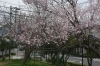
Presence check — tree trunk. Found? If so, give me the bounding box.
[65,54,70,66]
[87,57,93,66]
[62,54,66,66]
[82,47,84,66]
[2,51,4,60]
[52,53,56,65]
[51,53,54,66]
[46,52,47,61]
[22,51,31,65]
[83,45,100,58]
[9,49,11,60]
[34,50,35,64]
[87,49,93,66]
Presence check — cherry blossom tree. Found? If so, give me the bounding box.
[8,0,100,65]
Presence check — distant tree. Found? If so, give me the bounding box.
[5,36,18,60]
[0,36,18,60]
[0,38,8,60]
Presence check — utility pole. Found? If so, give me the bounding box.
[14,7,20,57]
[9,6,20,59]
[82,45,83,66]
[82,30,84,66]
[9,6,12,60]
[14,7,20,23]
[10,6,12,27]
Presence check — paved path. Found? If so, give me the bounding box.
[11,56,100,66]
[68,57,100,66]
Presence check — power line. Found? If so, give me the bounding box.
[0,0,90,20]
[0,5,34,13]
[0,8,35,20]
[0,0,25,7]
[0,5,10,8]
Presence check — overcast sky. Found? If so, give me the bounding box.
[0,0,88,7]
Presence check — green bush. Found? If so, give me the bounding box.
[11,52,16,55]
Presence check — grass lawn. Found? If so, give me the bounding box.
[0,59,86,66]
[0,59,52,66]
[0,60,11,66]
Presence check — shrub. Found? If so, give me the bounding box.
[11,52,16,55]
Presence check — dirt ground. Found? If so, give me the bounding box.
[0,62,9,66]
